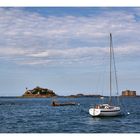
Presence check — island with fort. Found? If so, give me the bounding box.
[121,90,138,97]
[22,86,139,98]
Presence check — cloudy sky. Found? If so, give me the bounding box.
[0,7,140,96]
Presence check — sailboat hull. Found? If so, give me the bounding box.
[100,109,121,116]
[89,108,121,117]
[89,106,121,117]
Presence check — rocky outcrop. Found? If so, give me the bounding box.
[22,86,57,98]
[66,93,101,98]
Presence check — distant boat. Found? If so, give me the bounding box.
[100,96,104,99]
[89,33,121,117]
[51,101,78,106]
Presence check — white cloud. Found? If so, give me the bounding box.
[0,47,28,55]
[29,47,108,58]
[0,8,140,66]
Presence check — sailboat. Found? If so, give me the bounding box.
[89,33,121,117]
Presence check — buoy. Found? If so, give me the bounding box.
[127,112,130,115]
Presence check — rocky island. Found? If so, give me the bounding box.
[22,86,57,98]
[66,93,102,98]
[22,86,101,98]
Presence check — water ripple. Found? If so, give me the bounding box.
[0,97,140,133]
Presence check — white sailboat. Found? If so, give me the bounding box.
[89,33,121,117]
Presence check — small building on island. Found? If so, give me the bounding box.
[122,90,136,96]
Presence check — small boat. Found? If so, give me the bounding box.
[51,101,78,106]
[89,33,121,117]
[100,96,104,99]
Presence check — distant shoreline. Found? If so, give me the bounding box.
[0,95,140,98]
[0,87,139,98]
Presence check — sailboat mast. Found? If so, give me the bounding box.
[112,34,120,105]
[109,33,112,105]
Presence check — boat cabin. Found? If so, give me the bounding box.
[95,104,115,109]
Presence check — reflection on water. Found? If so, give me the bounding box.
[88,117,102,124]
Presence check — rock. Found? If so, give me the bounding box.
[66,93,101,98]
[22,86,57,98]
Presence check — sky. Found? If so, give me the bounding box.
[0,7,140,96]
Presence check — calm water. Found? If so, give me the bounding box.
[0,97,140,133]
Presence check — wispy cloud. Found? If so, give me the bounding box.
[0,8,140,66]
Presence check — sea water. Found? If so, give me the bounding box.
[0,97,140,133]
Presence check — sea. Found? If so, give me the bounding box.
[0,96,140,133]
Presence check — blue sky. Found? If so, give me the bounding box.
[0,7,140,96]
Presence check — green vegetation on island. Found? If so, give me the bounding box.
[22,86,57,98]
